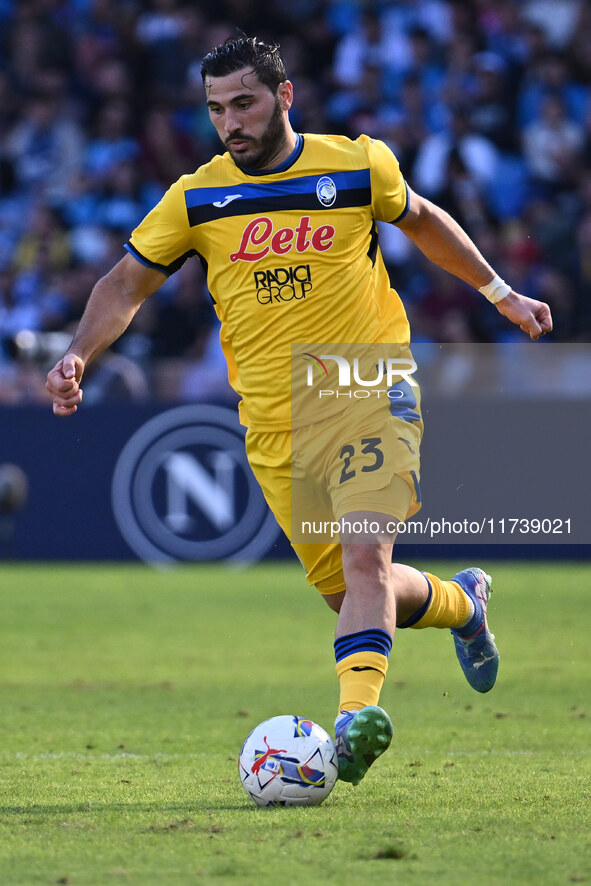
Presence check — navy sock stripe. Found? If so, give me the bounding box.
[336,640,389,658]
[334,628,393,663]
[398,575,433,628]
[334,629,392,658]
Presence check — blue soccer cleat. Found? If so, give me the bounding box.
[450,567,499,693]
[335,705,393,786]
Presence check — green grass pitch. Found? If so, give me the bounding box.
[0,561,589,885]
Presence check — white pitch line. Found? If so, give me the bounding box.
[425,748,591,758]
[8,751,215,761]
[2,748,589,762]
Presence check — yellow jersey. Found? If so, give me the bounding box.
[126,132,411,430]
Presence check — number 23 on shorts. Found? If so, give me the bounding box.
[338,437,384,484]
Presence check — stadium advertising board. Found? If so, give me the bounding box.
[0,344,589,561]
[0,403,286,562]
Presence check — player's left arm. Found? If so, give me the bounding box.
[396,187,553,340]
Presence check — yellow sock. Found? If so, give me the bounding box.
[335,650,389,712]
[408,573,472,629]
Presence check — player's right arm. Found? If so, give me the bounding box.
[46,253,166,416]
[396,188,552,340]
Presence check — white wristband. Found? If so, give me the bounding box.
[478,274,511,304]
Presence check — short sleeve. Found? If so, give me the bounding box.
[125,178,195,276]
[359,135,410,225]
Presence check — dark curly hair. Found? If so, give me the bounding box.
[201,36,287,93]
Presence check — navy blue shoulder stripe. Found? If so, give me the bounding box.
[184,169,371,226]
[391,181,410,224]
[125,241,197,277]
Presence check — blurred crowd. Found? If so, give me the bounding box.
[0,0,590,406]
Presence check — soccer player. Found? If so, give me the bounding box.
[46,37,552,787]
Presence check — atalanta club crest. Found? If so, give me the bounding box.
[316,176,337,207]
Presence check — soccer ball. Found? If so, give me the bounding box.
[239,714,338,807]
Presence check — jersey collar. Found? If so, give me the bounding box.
[237,133,304,176]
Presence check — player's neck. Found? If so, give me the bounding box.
[240,128,300,175]
[265,126,298,169]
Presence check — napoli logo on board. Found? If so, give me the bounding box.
[111,405,281,564]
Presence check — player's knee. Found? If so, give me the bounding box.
[342,543,390,582]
